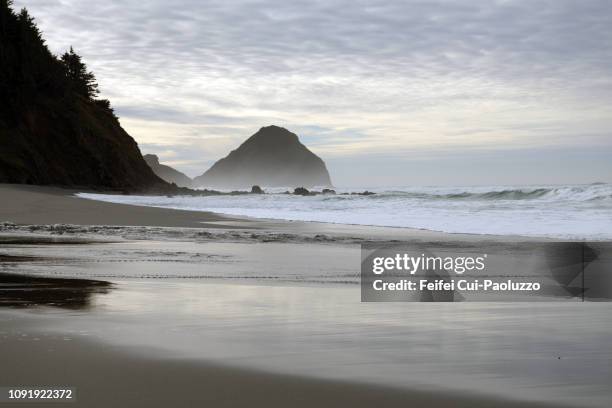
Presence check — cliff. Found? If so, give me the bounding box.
[0,2,168,191]
[144,155,192,188]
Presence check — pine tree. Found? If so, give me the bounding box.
[60,46,99,99]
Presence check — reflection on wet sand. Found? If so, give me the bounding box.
[0,272,113,309]
[0,253,113,309]
[0,236,114,309]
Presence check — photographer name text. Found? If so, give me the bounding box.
[372,279,541,292]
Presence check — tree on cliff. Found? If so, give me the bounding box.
[61,46,99,99]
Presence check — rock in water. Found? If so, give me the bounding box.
[250,185,264,194]
[193,126,332,188]
[144,155,192,188]
[293,187,311,196]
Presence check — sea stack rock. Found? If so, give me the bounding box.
[193,126,332,189]
[143,154,192,188]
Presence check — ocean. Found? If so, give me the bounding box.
[79,183,612,240]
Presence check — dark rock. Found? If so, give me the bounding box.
[193,125,333,189]
[322,188,336,194]
[293,187,311,196]
[144,154,192,188]
[250,185,264,194]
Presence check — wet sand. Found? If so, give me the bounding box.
[1,238,610,407]
[1,315,569,408]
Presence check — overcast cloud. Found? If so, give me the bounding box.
[14,0,612,185]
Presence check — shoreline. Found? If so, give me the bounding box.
[0,183,538,242]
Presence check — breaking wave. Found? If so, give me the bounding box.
[77,184,612,239]
[374,185,612,202]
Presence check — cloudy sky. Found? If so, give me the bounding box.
[15,0,612,186]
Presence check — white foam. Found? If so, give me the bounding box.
[78,184,612,239]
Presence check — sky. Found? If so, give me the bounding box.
[14,0,612,186]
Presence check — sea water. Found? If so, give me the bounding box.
[79,183,612,239]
